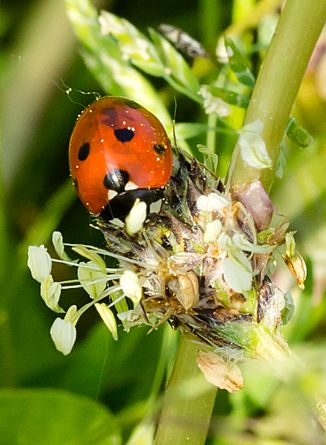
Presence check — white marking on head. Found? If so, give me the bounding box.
[125,181,138,191]
[108,189,118,200]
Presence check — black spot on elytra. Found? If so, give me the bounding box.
[114,128,135,142]
[103,169,129,193]
[153,143,166,156]
[78,142,90,161]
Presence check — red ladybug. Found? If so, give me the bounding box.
[69,96,173,219]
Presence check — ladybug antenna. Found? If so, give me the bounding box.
[172,96,178,149]
[54,79,101,107]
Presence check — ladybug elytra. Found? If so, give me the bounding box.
[69,96,173,220]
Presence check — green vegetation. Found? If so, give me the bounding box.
[1,0,326,444]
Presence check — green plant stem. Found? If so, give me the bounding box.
[206,113,218,154]
[227,0,326,191]
[155,335,217,445]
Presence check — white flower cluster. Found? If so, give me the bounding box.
[27,232,143,355]
[27,155,306,382]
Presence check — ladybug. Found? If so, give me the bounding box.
[69,96,173,220]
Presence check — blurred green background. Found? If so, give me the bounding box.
[1,0,326,444]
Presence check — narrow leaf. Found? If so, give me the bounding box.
[287,117,313,148]
[224,37,255,87]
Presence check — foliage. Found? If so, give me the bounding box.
[1,0,326,444]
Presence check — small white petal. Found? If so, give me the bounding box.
[120,270,143,305]
[217,232,233,251]
[27,245,52,283]
[197,193,229,212]
[197,351,243,392]
[77,261,107,299]
[232,233,274,254]
[216,37,228,63]
[125,199,147,235]
[238,119,272,169]
[40,275,63,313]
[204,219,222,243]
[117,307,144,331]
[50,318,76,356]
[223,249,253,292]
[199,85,230,116]
[95,303,118,340]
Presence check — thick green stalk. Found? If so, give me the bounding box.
[154,335,217,445]
[227,0,326,191]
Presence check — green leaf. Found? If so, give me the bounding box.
[99,11,164,77]
[175,122,207,139]
[149,28,201,101]
[275,144,287,179]
[22,180,75,254]
[197,144,219,173]
[0,389,121,445]
[286,117,313,148]
[281,291,295,325]
[203,85,250,108]
[224,37,255,87]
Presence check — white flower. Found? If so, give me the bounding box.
[223,249,253,292]
[199,85,230,116]
[40,275,63,313]
[197,193,229,212]
[204,219,222,243]
[120,270,143,305]
[27,245,52,283]
[238,120,272,169]
[50,317,76,356]
[215,37,228,63]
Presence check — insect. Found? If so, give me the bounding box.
[158,24,209,61]
[69,96,173,220]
